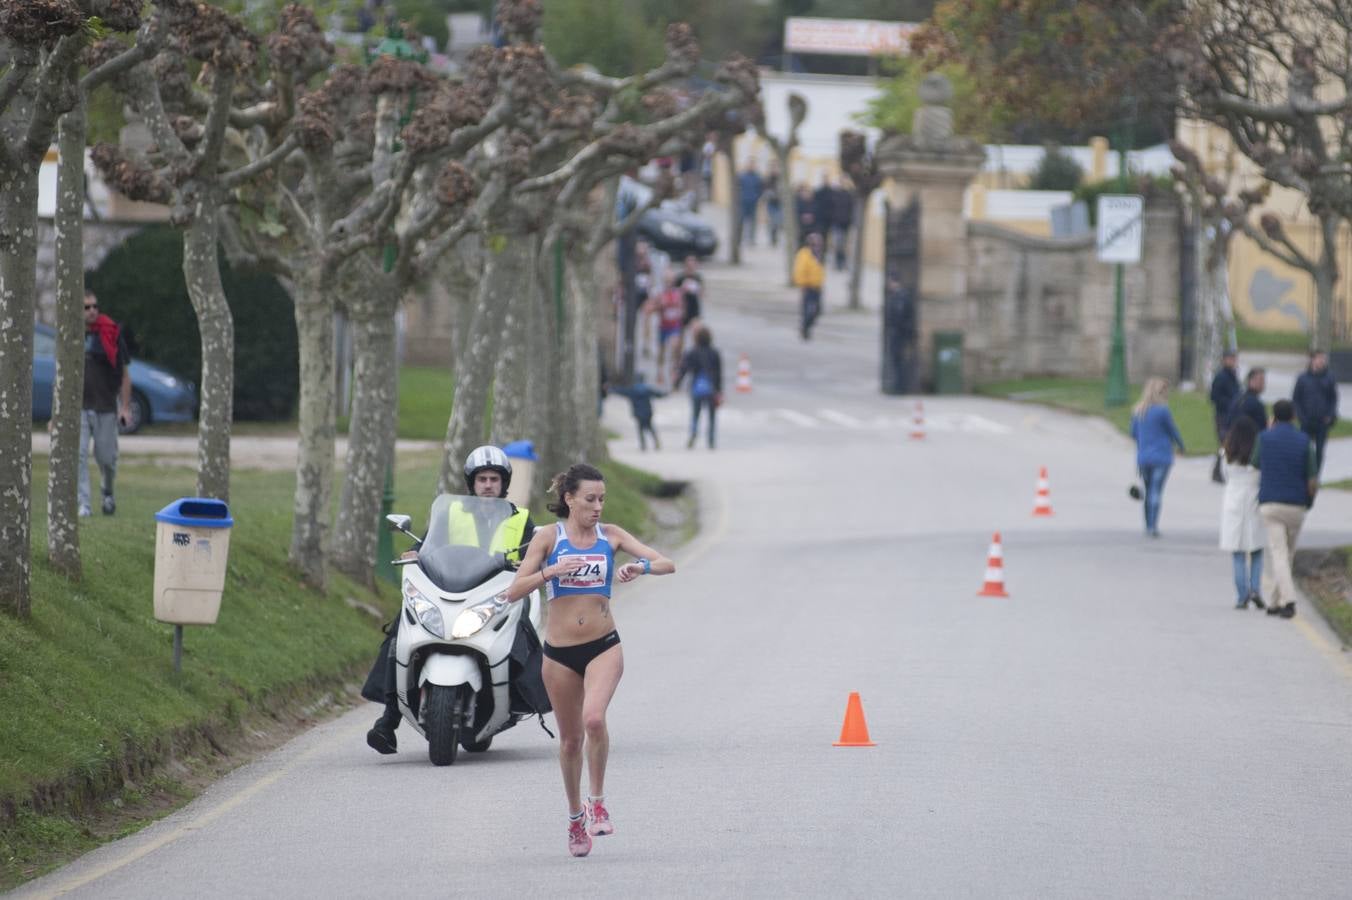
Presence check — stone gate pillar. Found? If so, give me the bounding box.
[876,75,985,391]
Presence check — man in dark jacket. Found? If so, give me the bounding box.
[829,182,854,270]
[1292,349,1339,473]
[1229,367,1268,434]
[812,178,835,252]
[674,325,723,450]
[1208,350,1240,482]
[1253,400,1318,619]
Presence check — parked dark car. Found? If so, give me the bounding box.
[32,323,198,435]
[637,203,718,259]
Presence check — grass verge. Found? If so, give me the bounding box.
[1234,323,1313,354]
[1,445,669,889]
[979,377,1352,454]
[1295,548,1352,648]
[977,378,1220,456]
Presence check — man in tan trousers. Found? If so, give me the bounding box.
[1253,400,1319,618]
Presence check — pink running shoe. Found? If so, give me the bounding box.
[568,815,592,857]
[587,799,614,837]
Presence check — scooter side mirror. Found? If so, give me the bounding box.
[386,514,413,534]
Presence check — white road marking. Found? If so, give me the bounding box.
[774,408,821,428]
[816,409,865,429]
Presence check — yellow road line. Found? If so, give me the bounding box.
[28,738,330,899]
[1293,616,1352,680]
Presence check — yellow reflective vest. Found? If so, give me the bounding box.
[447,502,531,563]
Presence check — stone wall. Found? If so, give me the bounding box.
[939,201,1182,385]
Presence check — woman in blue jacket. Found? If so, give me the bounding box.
[1130,377,1186,537]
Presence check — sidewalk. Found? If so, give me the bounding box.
[30,433,440,471]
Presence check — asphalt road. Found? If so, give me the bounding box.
[16,245,1352,899]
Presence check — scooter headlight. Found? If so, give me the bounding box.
[403,582,444,638]
[450,596,506,640]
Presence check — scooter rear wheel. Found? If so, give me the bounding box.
[425,684,465,766]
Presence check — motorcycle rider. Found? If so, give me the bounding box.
[363,445,535,754]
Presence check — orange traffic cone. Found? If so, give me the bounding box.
[735,354,753,393]
[833,692,876,747]
[1032,466,1054,517]
[977,532,1009,597]
[909,399,926,440]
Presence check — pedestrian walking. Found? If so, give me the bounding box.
[829,180,854,271]
[1129,377,1186,537]
[644,270,684,387]
[674,325,723,449]
[503,463,676,857]
[812,177,835,253]
[80,285,132,517]
[792,232,826,340]
[1292,349,1339,474]
[737,164,763,245]
[609,372,665,451]
[795,183,815,235]
[1229,367,1268,434]
[1219,417,1266,610]
[1254,399,1319,619]
[1208,349,1241,483]
[678,254,703,329]
[764,167,783,247]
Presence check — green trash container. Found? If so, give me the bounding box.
[932,331,964,394]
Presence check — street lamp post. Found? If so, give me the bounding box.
[1104,141,1130,407]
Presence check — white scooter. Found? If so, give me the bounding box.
[386,495,548,766]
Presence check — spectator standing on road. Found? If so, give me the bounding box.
[503,463,676,857]
[674,325,723,450]
[678,254,703,331]
[1219,417,1266,610]
[793,232,826,341]
[646,271,685,387]
[1229,367,1268,434]
[737,165,763,245]
[1209,349,1241,483]
[829,181,854,271]
[1129,378,1186,538]
[1253,399,1319,619]
[764,167,783,247]
[80,286,131,517]
[610,372,665,451]
[812,177,835,253]
[1292,349,1339,473]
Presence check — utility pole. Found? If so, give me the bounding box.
[1104,139,1130,407]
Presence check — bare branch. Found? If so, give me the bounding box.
[222,132,298,188]
[24,34,83,158]
[193,70,236,171]
[0,54,36,122]
[410,172,508,281]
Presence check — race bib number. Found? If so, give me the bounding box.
[556,554,607,590]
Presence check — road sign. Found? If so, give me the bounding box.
[783,17,919,57]
[1096,194,1144,264]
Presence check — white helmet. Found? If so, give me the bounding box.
[463,445,512,495]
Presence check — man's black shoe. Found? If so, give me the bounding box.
[1249,593,1266,610]
[101,494,115,515]
[1266,604,1282,616]
[1279,602,1296,619]
[366,720,397,754]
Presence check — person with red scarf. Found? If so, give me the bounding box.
[81,287,131,517]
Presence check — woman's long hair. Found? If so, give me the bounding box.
[1223,416,1258,465]
[546,463,604,518]
[1132,377,1169,418]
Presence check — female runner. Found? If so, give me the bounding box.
[504,463,675,857]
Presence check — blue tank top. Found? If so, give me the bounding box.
[545,523,614,600]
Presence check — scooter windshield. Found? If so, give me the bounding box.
[417,495,515,594]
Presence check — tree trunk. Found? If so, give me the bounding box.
[559,243,603,469]
[437,236,513,494]
[847,194,867,311]
[331,290,398,587]
[287,270,335,588]
[1313,214,1338,350]
[0,161,40,617]
[726,151,742,265]
[182,211,233,501]
[48,105,86,579]
[779,165,799,286]
[489,235,536,446]
[446,236,482,368]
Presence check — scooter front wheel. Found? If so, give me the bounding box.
[425,684,466,766]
